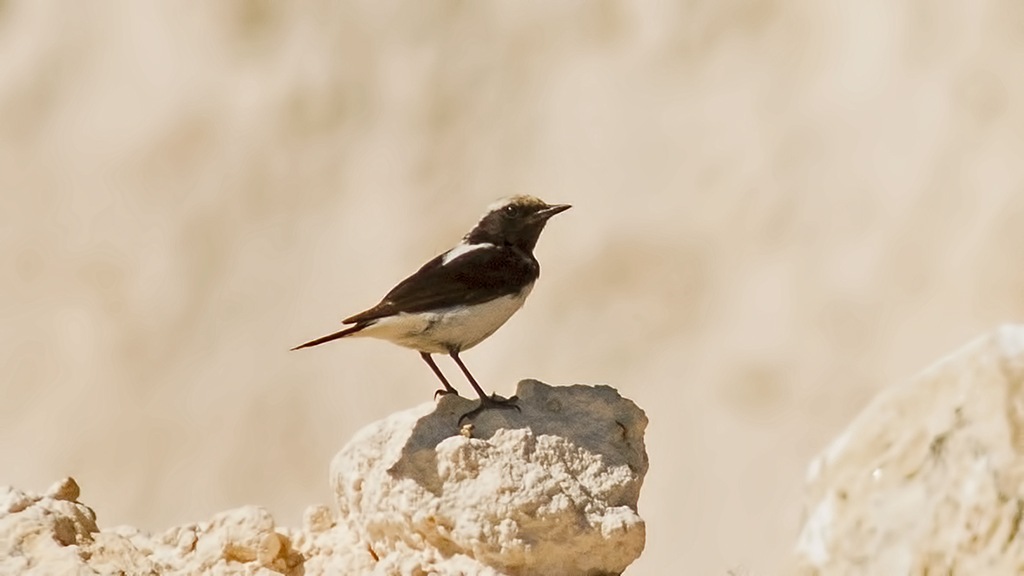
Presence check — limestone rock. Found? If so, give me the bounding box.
[332,379,649,575]
[0,477,99,576]
[280,510,377,576]
[0,381,646,575]
[793,325,1024,575]
[0,480,307,575]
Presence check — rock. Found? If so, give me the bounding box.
[46,477,80,502]
[280,522,377,575]
[184,506,294,572]
[87,528,160,576]
[0,380,647,575]
[302,504,335,534]
[0,480,100,576]
[0,481,355,575]
[332,379,649,575]
[793,325,1024,575]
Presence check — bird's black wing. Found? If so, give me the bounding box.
[343,245,539,324]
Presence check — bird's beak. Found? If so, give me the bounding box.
[534,204,572,221]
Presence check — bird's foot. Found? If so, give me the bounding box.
[434,387,461,400]
[458,394,520,424]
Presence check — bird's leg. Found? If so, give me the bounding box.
[449,350,519,423]
[449,350,488,399]
[421,352,459,398]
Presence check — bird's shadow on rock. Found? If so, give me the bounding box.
[387,379,648,497]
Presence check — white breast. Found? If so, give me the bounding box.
[354,283,534,354]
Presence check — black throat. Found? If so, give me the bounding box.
[464,219,547,253]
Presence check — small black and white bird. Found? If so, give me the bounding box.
[292,195,570,420]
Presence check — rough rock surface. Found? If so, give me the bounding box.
[793,325,1024,575]
[0,380,647,575]
[0,478,100,576]
[0,476,310,575]
[332,379,649,575]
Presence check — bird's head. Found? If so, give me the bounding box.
[465,195,571,252]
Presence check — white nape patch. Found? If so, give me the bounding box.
[441,242,493,265]
[485,196,516,213]
[354,283,535,354]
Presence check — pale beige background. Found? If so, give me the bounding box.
[2,1,1024,574]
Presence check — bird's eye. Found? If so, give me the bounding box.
[503,205,520,218]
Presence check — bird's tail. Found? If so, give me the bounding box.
[290,323,366,351]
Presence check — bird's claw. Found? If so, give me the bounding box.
[434,388,460,400]
[458,394,520,424]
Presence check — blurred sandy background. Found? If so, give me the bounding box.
[2,0,1024,573]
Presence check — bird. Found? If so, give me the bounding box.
[292,195,571,421]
